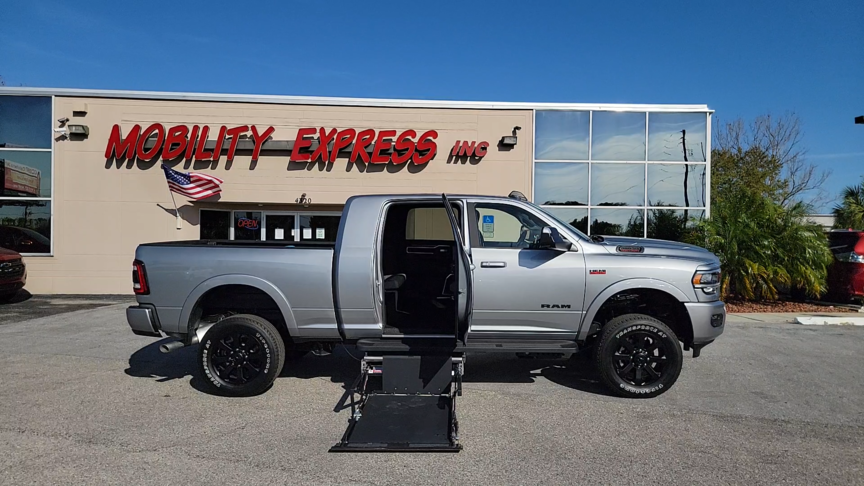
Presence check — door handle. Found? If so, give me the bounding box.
[480,261,507,268]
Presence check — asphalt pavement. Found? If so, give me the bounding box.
[0,301,862,485]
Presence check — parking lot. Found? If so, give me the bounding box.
[0,299,862,485]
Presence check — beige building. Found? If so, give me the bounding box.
[0,88,712,294]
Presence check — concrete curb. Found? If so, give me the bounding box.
[795,316,864,326]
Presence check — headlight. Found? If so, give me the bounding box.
[692,271,720,286]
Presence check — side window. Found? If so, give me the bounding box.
[473,204,549,249]
[406,207,456,241]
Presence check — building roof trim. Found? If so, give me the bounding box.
[0,87,713,112]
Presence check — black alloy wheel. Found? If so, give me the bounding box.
[611,330,671,387]
[209,330,268,386]
[594,314,683,398]
[196,314,286,397]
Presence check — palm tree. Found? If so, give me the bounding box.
[832,182,864,230]
[688,189,832,300]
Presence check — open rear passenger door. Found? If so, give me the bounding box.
[442,194,473,344]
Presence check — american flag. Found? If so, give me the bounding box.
[161,164,224,200]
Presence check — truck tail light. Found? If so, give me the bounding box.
[132,260,149,295]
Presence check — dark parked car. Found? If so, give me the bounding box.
[825,230,864,302]
[0,246,26,302]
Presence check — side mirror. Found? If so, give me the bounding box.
[536,226,572,251]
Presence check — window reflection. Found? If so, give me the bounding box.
[0,151,52,197]
[534,162,588,206]
[0,96,52,149]
[590,208,644,237]
[0,201,51,253]
[590,163,645,206]
[544,207,588,235]
[647,209,704,241]
[647,113,707,162]
[591,112,646,161]
[647,164,706,207]
[534,111,590,160]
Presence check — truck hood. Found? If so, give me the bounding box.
[595,236,720,267]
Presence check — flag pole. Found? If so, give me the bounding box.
[168,187,182,229]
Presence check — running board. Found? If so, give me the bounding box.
[330,354,463,453]
[356,337,577,354]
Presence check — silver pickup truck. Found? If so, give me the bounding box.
[127,192,725,403]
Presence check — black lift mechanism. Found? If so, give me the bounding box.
[330,353,464,452]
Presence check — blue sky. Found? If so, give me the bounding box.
[1,0,861,211]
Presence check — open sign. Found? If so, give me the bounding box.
[237,218,259,230]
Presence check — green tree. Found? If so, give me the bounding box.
[688,188,832,300]
[832,181,864,230]
[713,113,829,208]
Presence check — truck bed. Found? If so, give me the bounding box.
[135,240,338,337]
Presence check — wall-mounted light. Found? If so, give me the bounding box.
[67,124,89,136]
[500,126,521,147]
[296,193,311,208]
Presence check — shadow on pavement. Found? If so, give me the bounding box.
[125,339,615,398]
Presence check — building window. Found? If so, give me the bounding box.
[199,210,231,239]
[198,209,341,243]
[0,96,53,254]
[533,109,709,240]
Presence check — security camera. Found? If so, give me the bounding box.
[53,127,67,133]
[57,117,69,124]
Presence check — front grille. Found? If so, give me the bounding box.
[0,260,25,279]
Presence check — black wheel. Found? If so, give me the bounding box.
[594,314,683,398]
[197,314,286,397]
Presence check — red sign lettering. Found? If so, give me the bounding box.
[451,140,490,158]
[104,125,466,165]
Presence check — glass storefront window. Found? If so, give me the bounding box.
[647,209,704,241]
[590,163,645,206]
[590,208,644,237]
[534,111,590,160]
[544,207,589,235]
[199,210,230,239]
[299,215,340,243]
[534,162,588,206]
[0,201,51,254]
[591,112,646,161]
[0,152,51,198]
[265,214,295,241]
[0,96,52,149]
[233,211,262,241]
[648,113,707,162]
[647,164,706,207]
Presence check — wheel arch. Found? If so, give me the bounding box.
[579,279,693,345]
[180,275,298,340]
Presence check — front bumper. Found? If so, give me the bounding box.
[126,304,162,337]
[685,300,726,345]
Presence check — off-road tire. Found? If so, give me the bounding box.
[197,314,286,397]
[594,313,683,398]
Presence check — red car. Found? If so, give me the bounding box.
[0,246,26,302]
[825,230,864,302]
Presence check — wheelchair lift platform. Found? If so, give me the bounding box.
[330,352,463,452]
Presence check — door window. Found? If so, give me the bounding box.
[299,214,340,243]
[472,204,549,249]
[265,214,295,241]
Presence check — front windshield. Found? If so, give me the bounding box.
[524,200,591,241]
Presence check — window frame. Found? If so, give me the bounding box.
[0,95,54,256]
